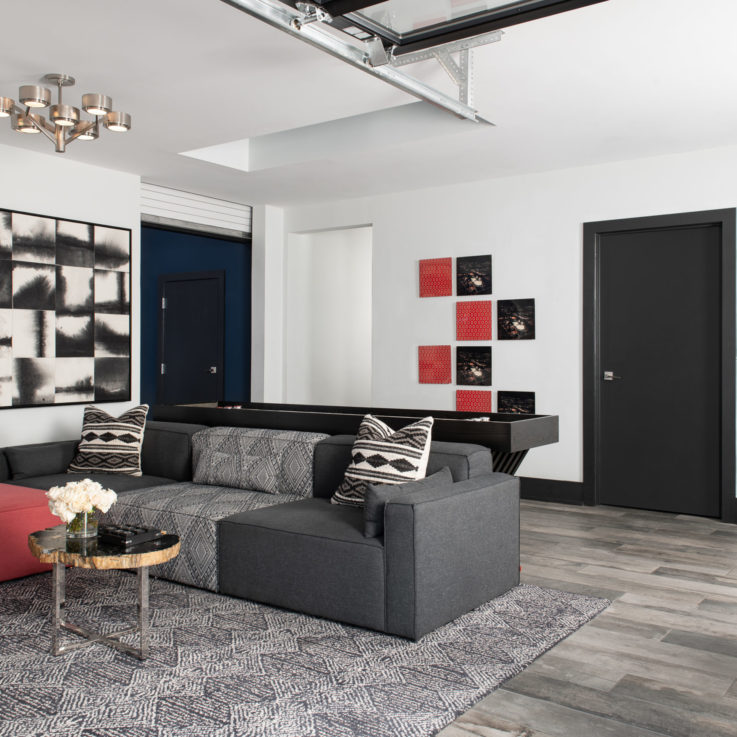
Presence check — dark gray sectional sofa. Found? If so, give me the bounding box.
[1,420,520,640]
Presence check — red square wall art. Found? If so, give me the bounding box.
[456,300,492,341]
[418,345,451,384]
[456,390,491,413]
[419,257,452,297]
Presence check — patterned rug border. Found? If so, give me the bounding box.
[0,571,609,737]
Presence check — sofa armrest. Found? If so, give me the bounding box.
[0,450,9,482]
[383,472,520,640]
[4,440,79,480]
[141,421,208,481]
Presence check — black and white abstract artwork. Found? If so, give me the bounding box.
[0,211,11,260]
[12,310,54,358]
[95,270,129,314]
[56,315,94,357]
[0,261,10,308]
[12,262,55,310]
[55,357,94,403]
[0,207,131,408]
[94,357,130,402]
[12,213,56,264]
[13,357,55,405]
[95,225,130,272]
[56,219,93,268]
[0,310,9,359]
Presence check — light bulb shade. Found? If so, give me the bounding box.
[19,85,51,108]
[0,97,14,118]
[14,113,44,133]
[104,111,131,132]
[50,104,79,127]
[77,123,99,141]
[82,93,112,116]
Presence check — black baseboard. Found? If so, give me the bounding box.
[519,477,586,505]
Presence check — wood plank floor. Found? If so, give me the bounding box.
[438,500,737,737]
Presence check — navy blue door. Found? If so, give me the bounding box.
[158,271,224,405]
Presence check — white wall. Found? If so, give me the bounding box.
[275,144,737,483]
[0,143,140,446]
[285,227,372,406]
[251,205,285,402]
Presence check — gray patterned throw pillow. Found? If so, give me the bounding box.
[67,404,149,476]
[192,427,330,497]
[331,414,434,507]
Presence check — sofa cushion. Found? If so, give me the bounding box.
[331,414,434,507]
[5,472,174,494]
[192,427,329,497]
[5,439,78,480]
[141,421,206,481]
[364,466,453,538]
[68,405,149,476]
[104,482,302,591]
[219,498,385,631]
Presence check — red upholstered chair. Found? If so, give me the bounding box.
[0,484,58,582]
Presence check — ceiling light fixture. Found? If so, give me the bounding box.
[1,73,131,153]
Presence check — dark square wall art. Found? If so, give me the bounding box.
[498,390,536,415]
[456,346,492,386]
[457,255,492,296]
[497,298,536,340]
[0,208,131,408]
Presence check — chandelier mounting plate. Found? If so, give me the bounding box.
[42,73,76,87]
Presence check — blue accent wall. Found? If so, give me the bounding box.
[140,226,251,405]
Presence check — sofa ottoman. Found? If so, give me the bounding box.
[102,483,305,591]
[0,483,58,582]
[220,498,385,631]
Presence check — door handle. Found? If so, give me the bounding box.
[208,366,217,374]
[603,371,622,381]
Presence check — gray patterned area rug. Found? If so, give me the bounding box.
[0,571,608,737]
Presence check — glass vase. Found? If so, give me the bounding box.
[66,510,99,539]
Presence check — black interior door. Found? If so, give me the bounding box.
[158,271,224,404]
[597,224,722,516]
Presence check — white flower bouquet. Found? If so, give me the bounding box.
[46,479,117,531]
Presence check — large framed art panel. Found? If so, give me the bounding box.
[0,207,131,408]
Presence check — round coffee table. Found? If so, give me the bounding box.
[28,526,180,660]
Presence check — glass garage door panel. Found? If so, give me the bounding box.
[349,1,549,35]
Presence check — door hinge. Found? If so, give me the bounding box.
[161,297,167,310]
[160,363,166,375]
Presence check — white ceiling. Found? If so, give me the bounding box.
[2,0,737,206]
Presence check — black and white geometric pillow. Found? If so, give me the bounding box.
[331,414,434,507]
[67,404,149,476]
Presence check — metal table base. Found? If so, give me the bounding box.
[51,562,150,660]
